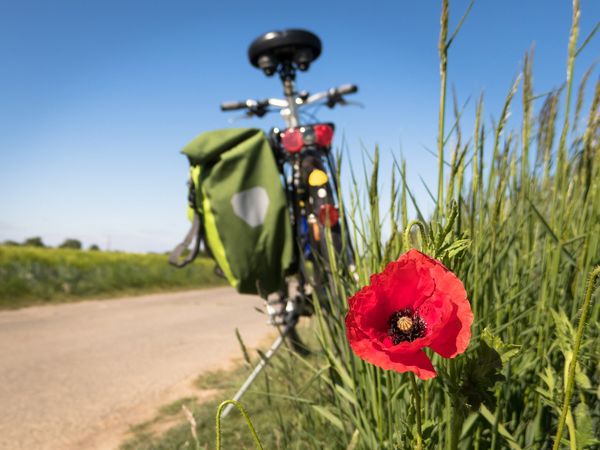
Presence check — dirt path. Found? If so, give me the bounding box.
[0,287,271,450]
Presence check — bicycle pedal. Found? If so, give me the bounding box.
[265,296,286,326]
[285,295,313,318]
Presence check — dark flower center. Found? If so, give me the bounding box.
[388,308,426,344]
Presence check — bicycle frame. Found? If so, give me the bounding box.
[220,62,357,317]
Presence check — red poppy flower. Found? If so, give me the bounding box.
[345,249,473,379]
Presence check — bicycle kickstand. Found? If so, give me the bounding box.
[219,320,297,419]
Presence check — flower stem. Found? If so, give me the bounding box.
[404,220,427,251]
[410,373,424,450]
[437,0,449,219]
[450,413,461,450]
[216,400,264,450]
[446,359,462,450]
[552,266,600,450]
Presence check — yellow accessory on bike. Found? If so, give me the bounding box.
[312,222,321,241]
[308,169,328,187]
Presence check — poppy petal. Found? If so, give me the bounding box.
[388,349,437,380]
[344,249,473,379]
[429,296,473,358]
[427,262,473,358]
[371,258,420,313]
[346,326,436,380]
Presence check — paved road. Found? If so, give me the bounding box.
[0,288,270,450]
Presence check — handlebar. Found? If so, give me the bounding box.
[335,84,358,95]
[220,100,248,111]
[220,83,358,114]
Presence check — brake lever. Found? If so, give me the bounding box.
[326,97,365,109]
[228,112,253,124]
[252,107,268,118]
[227,108,273,123]
[341,100,365,109]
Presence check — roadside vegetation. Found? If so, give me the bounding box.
[0,245,225,309]
[121,1,599,448]
[120,325,326,450]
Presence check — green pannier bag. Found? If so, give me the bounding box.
[169,128,294,296]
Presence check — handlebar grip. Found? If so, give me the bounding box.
[336,84,358,95]
[220,100,247,111]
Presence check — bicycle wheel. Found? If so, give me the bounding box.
[301,153,351,303]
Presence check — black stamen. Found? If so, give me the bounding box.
[388,308,426,344]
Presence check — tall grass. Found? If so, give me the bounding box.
[0,245,225,308]
[131,1,599,448]
[288,0,600,448]
[214,1,600,448]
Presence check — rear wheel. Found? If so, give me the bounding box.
[280,150,354,350]
[302,153,352,307]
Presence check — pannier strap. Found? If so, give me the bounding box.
[169,212,203,268]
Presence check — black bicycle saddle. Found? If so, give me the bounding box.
[248,29,322,75]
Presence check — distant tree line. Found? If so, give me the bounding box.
[2,237,100,251]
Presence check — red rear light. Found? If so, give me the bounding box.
[314,124,334,147]
[281,128,303,153]
[318,204,339,227]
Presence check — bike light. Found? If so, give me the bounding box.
[318,204,339,227]
[308,169,328,187]
[314,124,334,147]
[281,128,303,153]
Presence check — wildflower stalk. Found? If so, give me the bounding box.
[521,48,533,198]
[404,220,428,251]
[444,390,453,449]
[215,400,264,450]
[447,359,462,450]
[557,0,580,162]
[181,405,200,450]
[437,0,449,217]
[552,266,600,450]
[409,374,424,450]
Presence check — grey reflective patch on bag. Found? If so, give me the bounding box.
[231,187,270,227]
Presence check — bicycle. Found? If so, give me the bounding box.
[216,28,359,418]
[220,29,358,333]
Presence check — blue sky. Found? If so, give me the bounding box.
[1,1,598,252]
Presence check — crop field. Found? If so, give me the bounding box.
[121,1,600,449]
[0,245,225,309]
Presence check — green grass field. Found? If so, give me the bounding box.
[119,1,599,449]
[0,245,226,309]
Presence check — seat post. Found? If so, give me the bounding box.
[279,62,299,128]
